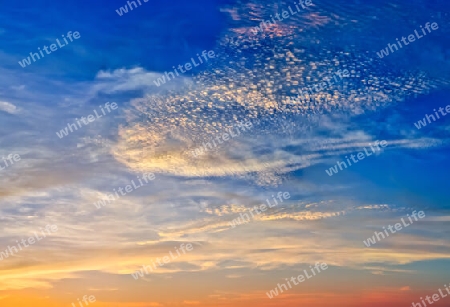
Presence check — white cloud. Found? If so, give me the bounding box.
[0,101,19,114]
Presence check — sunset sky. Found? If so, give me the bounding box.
[0,0,450,306]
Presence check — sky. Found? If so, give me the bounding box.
[0,0,450,306]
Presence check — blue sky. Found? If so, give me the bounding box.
[1,0,225,78]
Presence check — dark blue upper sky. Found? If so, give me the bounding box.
[1,0,230,79]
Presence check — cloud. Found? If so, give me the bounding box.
[92,67,191,94]
[400,286,411,291]
[0,101,19,114]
